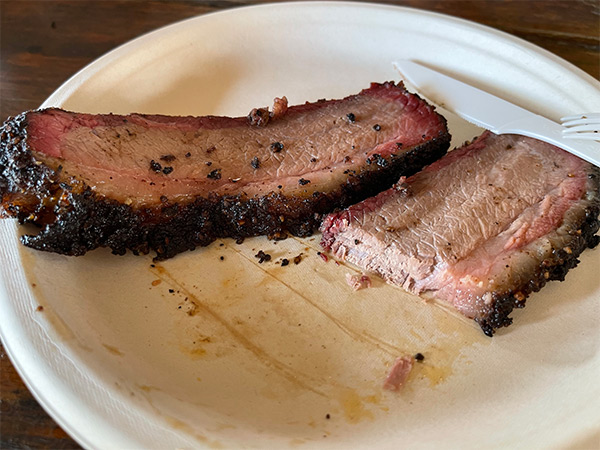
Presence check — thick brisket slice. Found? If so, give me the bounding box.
[0,82,450,260]
[321,132,600,336]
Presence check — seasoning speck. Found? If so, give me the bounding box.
[185,152,191,157]
[220,256,225,261]
[281,258,289,267]
[298,178,310,186]
[293,254,303,264]
[326,413,331,419]
[373,124,381,131]
[346,113,356,123]
[150,160,162,172]
[251,156,260,169]
[36,305,44,312]
[162,166,173,175]
[207,168,222,180]
[270,142,284,153]
[415,353,425,362]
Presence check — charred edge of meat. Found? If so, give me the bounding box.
[1,113,60,220]
[1,113,450,260]
[476,170,600,336]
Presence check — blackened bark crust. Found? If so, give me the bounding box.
[0,113,450,260]
[476,168,600,336]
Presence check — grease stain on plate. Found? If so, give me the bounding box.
[19,228,488,445]
[102,343,124,356]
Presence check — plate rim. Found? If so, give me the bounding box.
[41,1,600,111]
[2,2,599,448]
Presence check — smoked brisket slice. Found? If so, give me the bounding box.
[321,132,600,336]
[0,82,450,260]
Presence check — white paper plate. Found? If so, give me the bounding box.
[1,2,599,449]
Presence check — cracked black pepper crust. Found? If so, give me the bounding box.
[0,112,450,260]
[476,166,600,336]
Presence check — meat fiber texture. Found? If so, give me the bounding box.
[0,82,450,260]
[321,132,600,336]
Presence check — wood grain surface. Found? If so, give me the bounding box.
[1,1,598,448]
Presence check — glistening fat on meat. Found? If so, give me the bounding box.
[0,82,450,260]
[321,132,600,336]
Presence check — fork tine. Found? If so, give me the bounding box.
[563,124,600,134]
[562,134,600,141]
[560,112,600,122]
[561,117,600,127]
[560,113,600,126]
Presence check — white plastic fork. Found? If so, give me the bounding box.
[561,113,600,141]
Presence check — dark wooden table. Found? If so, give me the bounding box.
[1,1,598,448]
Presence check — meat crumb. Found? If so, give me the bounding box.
[383,356,414,392]
[248,107,270,126]
[293,254,303,264]
[346,273,372,290]
[255,250,272,263]
[317,251,328,262]
[271,96,288,118]
[36,305,44,312]
[414,352,425,361]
